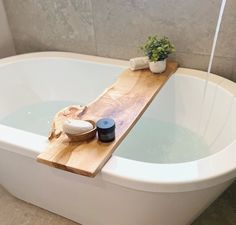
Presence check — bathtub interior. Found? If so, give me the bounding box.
[0,57,235,164]
[114,71,236,163]
[0,57,125,135]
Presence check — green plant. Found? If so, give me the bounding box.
[141,36,175,62]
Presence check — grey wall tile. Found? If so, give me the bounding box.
[211,56,235,80]
[215,0,236,59]
[213,0,236,82]
[97,43,142,60]
[92,0,221,55]
[92,0,236,82]
[0,0,15,58]
[3,0,96,55]
[170,52,210,71]
[170,53,235,81]
[232,65,236,83]
[2,0,236,83]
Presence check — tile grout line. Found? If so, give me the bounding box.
[89,0,98,56]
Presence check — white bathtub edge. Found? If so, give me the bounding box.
[102,140,236,192]
[0,124,47,158]
[0,51,130,68]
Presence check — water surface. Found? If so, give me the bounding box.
[115,117,210,163]
[0,101,81,136]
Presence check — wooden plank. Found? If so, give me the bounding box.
[37,61,178,177]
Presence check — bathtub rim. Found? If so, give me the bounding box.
[0,52,235,193]
[0,51,129,68]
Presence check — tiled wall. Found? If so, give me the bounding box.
[0,0,15,58]
[3,0,236,82]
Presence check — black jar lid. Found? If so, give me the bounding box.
[96,118,115,133]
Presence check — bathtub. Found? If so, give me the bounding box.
[0,52,235,225]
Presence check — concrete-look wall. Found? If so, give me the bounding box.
[2,0,236,82]
[0,0,15,58]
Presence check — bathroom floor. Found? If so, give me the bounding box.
[0,185,78,225]
[0,183,235,225]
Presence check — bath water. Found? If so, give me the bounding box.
[115,117,210,163]
[0,101,82,136]
[1,101,210,163]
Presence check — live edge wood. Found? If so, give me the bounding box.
[37,61,178,177]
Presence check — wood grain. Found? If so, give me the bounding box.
[37,62,178,177]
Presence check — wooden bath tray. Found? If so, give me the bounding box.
[37,61,178,177]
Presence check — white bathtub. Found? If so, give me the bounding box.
[0,52,235,225]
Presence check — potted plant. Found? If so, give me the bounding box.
[141,36,175,73]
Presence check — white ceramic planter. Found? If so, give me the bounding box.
[149,59,167,73]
